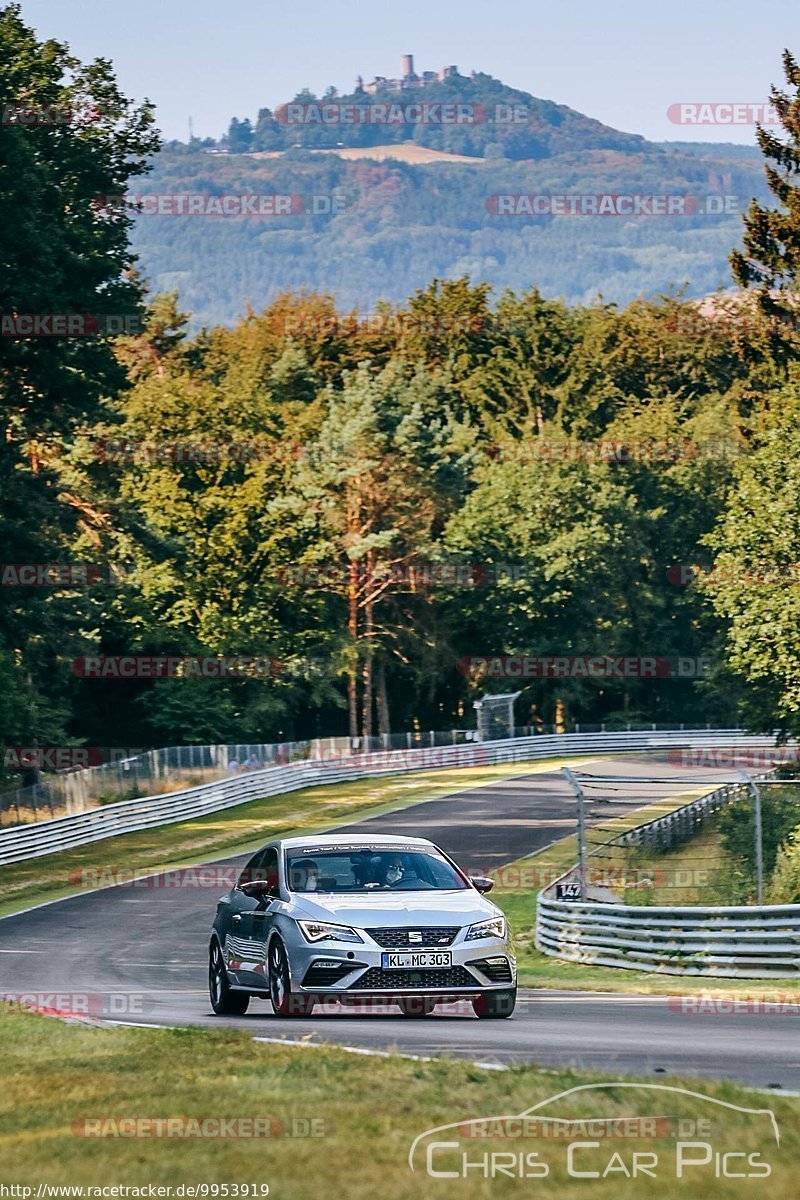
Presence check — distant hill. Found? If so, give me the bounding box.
[215,67,651,161]
[134,70,770,329]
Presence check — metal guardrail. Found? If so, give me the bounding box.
[536,776,800,978]
[0,721,729,826]
[536,898,800,978]
[0,727,763,867]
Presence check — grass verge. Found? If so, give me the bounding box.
[0,1007,796,1199]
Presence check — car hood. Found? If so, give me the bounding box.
[289,889,499,928]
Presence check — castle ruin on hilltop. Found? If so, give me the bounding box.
[355,54,471,96]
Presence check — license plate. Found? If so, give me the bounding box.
[381,951,452,969]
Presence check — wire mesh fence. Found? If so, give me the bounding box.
[567,774,800,907]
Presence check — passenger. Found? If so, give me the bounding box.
[289,864,308,890]
[304,860,320,891]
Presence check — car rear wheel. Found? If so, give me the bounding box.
[209,941,250,1015]
[397,997,438,1017]
[472,988,516,1019]
[269,938,315,1017]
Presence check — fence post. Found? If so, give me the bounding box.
[562,767,587,900]
[741,771,764,904]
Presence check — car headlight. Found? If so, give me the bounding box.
[465,916,506,941]
[297,920,364,944]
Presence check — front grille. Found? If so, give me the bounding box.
[302,961,361,988]
[351,966,477,990]
[366,926,460,948]
[466,957,514,983]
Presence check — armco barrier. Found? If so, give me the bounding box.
[0,728,770,867]
[536,896,800,978]
[537,774,800,979]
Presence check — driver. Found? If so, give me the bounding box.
[382,855,405,886]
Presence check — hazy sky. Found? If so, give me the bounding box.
[17,0,800,145]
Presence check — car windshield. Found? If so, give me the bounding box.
[285,848,468,892]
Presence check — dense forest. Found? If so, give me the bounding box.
[131,141,770,329]
[3,4,800,776]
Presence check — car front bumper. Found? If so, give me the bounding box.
[285,930,517,995]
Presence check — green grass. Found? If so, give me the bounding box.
[0,1007,796,1198]
[0,756,593,919]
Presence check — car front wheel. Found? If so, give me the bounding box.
[209,941,250,1015]
[268,938,315,1017]
[472,988,516,1019]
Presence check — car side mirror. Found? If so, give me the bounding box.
[240,879,276,902]
[470,876,494,894]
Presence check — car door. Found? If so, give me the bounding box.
[230,847,280,986]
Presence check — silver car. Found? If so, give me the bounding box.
[209,833,516,1018]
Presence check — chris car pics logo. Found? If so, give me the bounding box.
[409,1083,779,1181]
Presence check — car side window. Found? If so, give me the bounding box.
[238,849,267,887]
[263,847,280,895]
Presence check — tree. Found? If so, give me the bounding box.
[268,364,458,738]
[0,3,158,754]
[225,117,253,153]
[720,787,800,883]
[252,107,284,152]
[702,378,800,735]
[767,824,800,902]
[730,50,800,347]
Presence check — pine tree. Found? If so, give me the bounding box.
[730,50,800,344]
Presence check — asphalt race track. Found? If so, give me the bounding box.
[1,755,797,1090]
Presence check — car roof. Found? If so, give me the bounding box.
[277,833,435,849]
